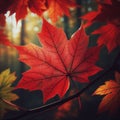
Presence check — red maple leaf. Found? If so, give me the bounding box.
[7,0,28,21]
[9,0,47,21]
[28,0,47,16]
[46,0,78,22]
[81,0,120,26]
[0,0,46,21]
[93,71,120,114]
[92,23,120,52]
[15,19,101,103]
[81,0,120,52]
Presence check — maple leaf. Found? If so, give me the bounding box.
[0,0,78,22]
[2,0,46,21]
[28,0,47,16]
[93,71,120,114]
[15,19,101,103]
[81,9,101,28]
[0,69,19,119]
[81,0,120,52]
[46,0,78,22]
[81,0,120,27]
[92,23,120,52]
[8,0,28,21]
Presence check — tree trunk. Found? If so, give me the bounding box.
[20,20,26,73]
[64,0,81,39]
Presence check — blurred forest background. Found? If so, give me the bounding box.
[1,0,120,120]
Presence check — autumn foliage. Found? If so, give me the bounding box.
[0,0,77,22]
[0,0,120,120]
[82,0,120,52]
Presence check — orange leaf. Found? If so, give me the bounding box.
[47,0,78,22]
[93,72,120,114]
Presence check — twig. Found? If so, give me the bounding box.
[1,98,27,111]
[4,50,120,120]
[4,68,112,120]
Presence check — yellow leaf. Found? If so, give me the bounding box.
[0,69,19,119]
[93,80,119,95]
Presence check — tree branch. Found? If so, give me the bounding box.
[3,68,113,120]
[4,50,120,120]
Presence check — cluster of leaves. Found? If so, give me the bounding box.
[0,0,120,119]
[0,0,78,22]
[82,0,120,114]
[82,0,120,52]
